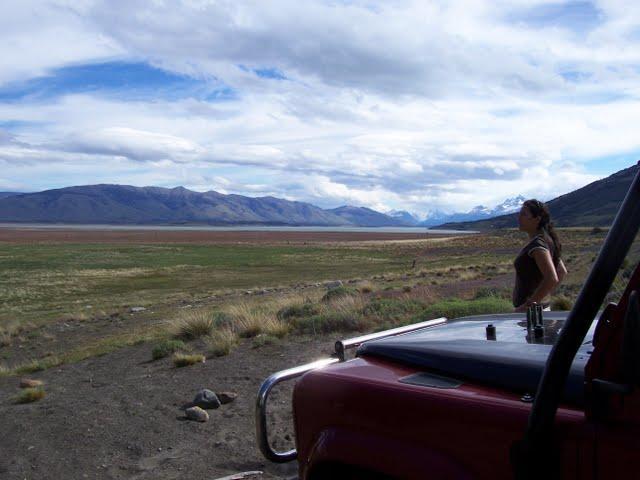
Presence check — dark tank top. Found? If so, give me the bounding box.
[512,234,556,307]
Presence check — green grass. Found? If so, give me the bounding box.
[1,229,635,373]
[152,339,186,360]
[0,243,412,327]
[416,297,513,321]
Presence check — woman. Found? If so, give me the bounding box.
[513,199,567,312]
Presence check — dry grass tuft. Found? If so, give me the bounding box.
[14,387,46,404]
[358,280,375,294]
[172,353,206,367]
[224,301,291,339]
[13,356,61,375]
[206,329,239,357]
[172,310,215,340]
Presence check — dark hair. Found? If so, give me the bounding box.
[522,199,562,264]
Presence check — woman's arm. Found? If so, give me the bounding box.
[556,259,567,283]
[514,248,560,311]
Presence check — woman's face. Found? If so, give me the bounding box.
[518,205,540,232]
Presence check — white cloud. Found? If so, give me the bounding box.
[0,0,639,214]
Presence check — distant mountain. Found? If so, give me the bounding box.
[0,184,409,227]
[0,192,21,199]
[386,210,420,226]
[436,164,639,230]
[328,206,406,227]
[419,195,526,227]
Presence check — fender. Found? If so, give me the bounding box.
[302,426,474,480]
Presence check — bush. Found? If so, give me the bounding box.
[363,298,425,323]
[15,387,46,404]
[206,329,239,357]
[174,311,215,340]
[172,353,206,367]
[15,387,46,403]
[252,334,279,348]
[551,295,573,311]
[212,312,235,329]
[416,297,512,321]
[402,286,412,293]
[152,339,186,360]
[14,356,61,375]
[591,226,605,235]
[321,286,358,303]
[358,281,375,294]
[277,303,320,321]
[474,287,509,300]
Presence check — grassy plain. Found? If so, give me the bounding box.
[1,227,638,373]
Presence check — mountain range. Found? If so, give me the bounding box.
[436,163,639,230]
[0,164,636,227]
[0,185,525,227]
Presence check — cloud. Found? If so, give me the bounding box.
[0,0,639,214]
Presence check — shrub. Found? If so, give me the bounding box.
[174,311,215,340]
[358,281,375,294]
[402,285,412,293]
[551,295,573,311]
[591,226,604,235]
[15,387,46,404]
[363,298,426,323]
[14,356,61,375]
[206,329,239,357]
[252,334,279,348]
[277,303,320,321]
[321,286,358,302]
[152,339,186,360]
[172,353,206,367]
[212,311,235,329]
[474,287,509,300]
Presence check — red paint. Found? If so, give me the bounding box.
[293,357,592,479]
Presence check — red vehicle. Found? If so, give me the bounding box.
[256,164,640,479]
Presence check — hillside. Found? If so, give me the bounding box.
[436,163,639,230]
[0,184,406,227]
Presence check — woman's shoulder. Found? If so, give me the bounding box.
[526,234,550,253]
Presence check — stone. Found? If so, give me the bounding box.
[130,307,146,313]
[324,280,343,290]
[217,391,238,405]
[192,389,221,409]
[185,406,209,422]
[20,378,43,388]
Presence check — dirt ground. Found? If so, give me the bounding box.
[0,331,338,480]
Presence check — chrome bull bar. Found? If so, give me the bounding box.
[255,317,447,462]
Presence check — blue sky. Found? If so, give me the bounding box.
[1,0,639,216]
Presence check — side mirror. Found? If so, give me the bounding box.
[622,290,640,386]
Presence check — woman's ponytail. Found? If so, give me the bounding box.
[523,199,562,265]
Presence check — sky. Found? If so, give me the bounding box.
[1,0,640,217]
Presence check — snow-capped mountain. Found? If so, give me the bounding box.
[419,195,526,227]
[386,210,421,226]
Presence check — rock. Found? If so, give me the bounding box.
[130,307,146,313]
[185,406,209,422]
[217,391,238,405]
[20,379,43,388]
[192,389,221,409]
[324,280,343,290]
